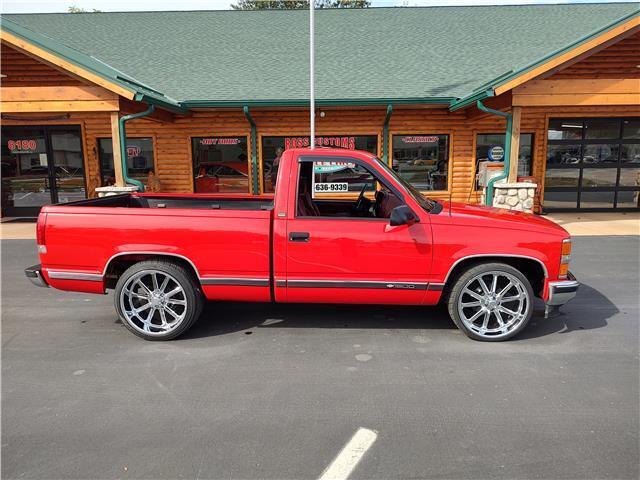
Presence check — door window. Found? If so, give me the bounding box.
[1,125,86,215]
[50,130,85,203]
[192,137,249,193]
[296,158,402,219]
[1,127,51,210]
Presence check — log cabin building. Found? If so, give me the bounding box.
[1,3,639,217]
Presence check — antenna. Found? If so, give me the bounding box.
[449,191,452,216]
[309,0,315,150]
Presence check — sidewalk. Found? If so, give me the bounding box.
[1,212,639,240]
[545,212,640,236]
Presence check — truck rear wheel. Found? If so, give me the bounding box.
[115,260,204,341]
[447,262,533,341]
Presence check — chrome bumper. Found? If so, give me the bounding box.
[546,272,579,307]
[25,264,49,288]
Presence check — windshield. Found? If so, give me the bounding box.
[373,157,438,212]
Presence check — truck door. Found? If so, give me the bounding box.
[282,154,432,305]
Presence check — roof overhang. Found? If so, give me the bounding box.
[449,8,640,111]
[0,17,188,114]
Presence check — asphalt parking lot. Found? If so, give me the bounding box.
[2,236,639,480]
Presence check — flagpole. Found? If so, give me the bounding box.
[309,0,315,150]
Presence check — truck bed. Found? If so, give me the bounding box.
[64,193,274,211]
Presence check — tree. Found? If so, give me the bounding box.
[67,5,102,13]
[231,0,370,10]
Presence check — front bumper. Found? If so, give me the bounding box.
[546,271,579,306]
[25,264,49,288]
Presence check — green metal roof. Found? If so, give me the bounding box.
[2,3,638,108]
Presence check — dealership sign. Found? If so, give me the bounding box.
[400,136,439,144]
[200,138,242,146]
[285,136,357,150]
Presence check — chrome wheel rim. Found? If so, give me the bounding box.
[457,271,529,339]
[120,270,188,336]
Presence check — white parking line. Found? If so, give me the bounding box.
[319,427,378,480]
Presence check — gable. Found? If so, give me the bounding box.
[550,30,640,79]
[1,41,84,87]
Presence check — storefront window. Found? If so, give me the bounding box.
[391,135,449,191]
[261,135,377,193]
[545,117,640,210]
[99,138,154,187]
[475,133,533,188]
[192,137,249,193]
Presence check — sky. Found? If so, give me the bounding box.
[1,0,637,14]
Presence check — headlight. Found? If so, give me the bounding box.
[559,238,571,279]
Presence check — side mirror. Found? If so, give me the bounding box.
[389,205,418,227]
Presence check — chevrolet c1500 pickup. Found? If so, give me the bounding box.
[25,148,578,342]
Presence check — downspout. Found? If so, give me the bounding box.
[382,104,393,165]
[476,99,512,206]
[243,106,259,195]
[118,104,156,192]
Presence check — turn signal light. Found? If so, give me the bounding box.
[559,238,571,279]
[559,263,569,278]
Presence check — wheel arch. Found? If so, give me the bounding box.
[103,252,201,290]
[442,254,547,300]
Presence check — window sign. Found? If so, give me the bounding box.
[488,145,505,161]
[392,134,449,191]
[261,135,377,193]
[192,136,249,193]
[98,137,154,187]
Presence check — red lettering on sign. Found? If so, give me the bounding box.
[400,136,439,144]
[283,136,359,151]
[7,139,38,152]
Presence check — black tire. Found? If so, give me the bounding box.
[114,259,204,341]
[447,262,533,342]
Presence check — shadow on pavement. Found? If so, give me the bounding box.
[517,282,616,340]
[183,302,456,340]
[183,281,614,341]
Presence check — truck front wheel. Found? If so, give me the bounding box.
[115,260,204,341]
[447,262,533,341]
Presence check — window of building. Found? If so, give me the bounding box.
[474,133,534,188]
[391,135,449,191]
[545,118,640,211]
[192,137,249,193]
[261,135,378,193]
[296,158,401,219]
[99,137,154,187]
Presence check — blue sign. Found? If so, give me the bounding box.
[488,145,505,162]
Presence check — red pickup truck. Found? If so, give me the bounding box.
[25,148,578,342]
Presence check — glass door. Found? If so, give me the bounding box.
[1,125,86,216]
[49,128,86,203]
[1,127,52,217]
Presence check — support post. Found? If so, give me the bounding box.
[382,104,393,165]
[109,111,125,187]
[508,106,522,182]
[243,106,259,195]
